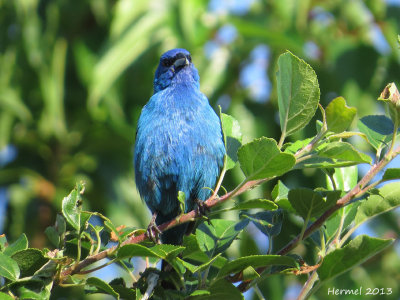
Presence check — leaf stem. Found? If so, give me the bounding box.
[88,223,102,255]
[212,156,227,199]
[236,144,400,293]
[298,212,311,244]
[297,270,319,300]
[77,258,116,275]
[295,153,315,164]
[332,207,345,247]
[388,116,398,155]
[253,284,266,300]
[278,132,286,149]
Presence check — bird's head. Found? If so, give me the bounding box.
[153,48,200,93]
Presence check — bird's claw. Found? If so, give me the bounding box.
[146,212,162,244]
[195,199,211,225]
[146,224,161,244]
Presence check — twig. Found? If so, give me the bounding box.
[236,145,400,292]
[57,178,267,282]
[141,272,159,300]
[296,271,318,300]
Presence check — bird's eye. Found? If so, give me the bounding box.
[187,55,192,62]
[161,58,173,67]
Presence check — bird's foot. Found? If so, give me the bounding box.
[195,199,211,225]
[146,212,161,244]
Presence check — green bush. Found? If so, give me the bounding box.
[1,1,400,299]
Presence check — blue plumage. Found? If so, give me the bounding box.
[134,48,225,244]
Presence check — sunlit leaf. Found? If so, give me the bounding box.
[221,113,242,170]
[326,166,357,191]
[326,97,357,133]
[355,182,400,227]
[358,115,393,150]
[238,137,295,180]
[11,249,48,278]
[3,234,28,257]
[230,199,277,211]
[317,142,372,164]
[0,292,14,300]
[117,244,184,260]
[217,255,298,278]
[240,210,283,237]
[0,253,19,281]
[86,277,120,299]
[276,51,320,138]
[196,219,247,258]
[271,180,293,211]
[62,183,85,231]
[318,235,393,282]
[288,189,340,219]
[382,168,400,181]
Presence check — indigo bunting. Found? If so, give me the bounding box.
[134,48,225,245]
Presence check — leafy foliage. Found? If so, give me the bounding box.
[1,1,400,299]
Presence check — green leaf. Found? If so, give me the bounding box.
[177,191,186,205]
[325,201,360,241]
[190,290,210,297]
[283,138,313,154]
[288,189,340,219]
[0,292,14,300]
[221,113,242,170]
[181,235,227,268]
[326,166,357,191]
[149,244,185,259]
[192,279,243,300]
[45,227,59,247]
[271,180,294,211]
[325,97,357,133]
[242,266,260,281]
[109,278,137,299]
[355,182,400,227]
[62,183,85,231]
[0,253,20,281]
[238,137,295,180]
[104,219,120,242]
[318,235,393,282]
[86,277,120,299]
[295,157,367,169]
[358,115,393,150]
[80,211,92,232]
[382,168,400,181]
[3,234,28,256]
[117,244,184,260]
[11,249,48,278]
[177,191,186,212]
[231,199,278,211]
[55,214,66,236]
[196,219,247,258]
[317,142,372,164]
[17,286,50,300]
[217,255,298,278]
[178,253,221,274]
[276,51,320,138]
[240,211,283,237]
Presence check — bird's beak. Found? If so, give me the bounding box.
[174,57,189,68]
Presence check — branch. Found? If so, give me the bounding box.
[58,143,400,288]
[57,178,266,282]
[236,145,400,292]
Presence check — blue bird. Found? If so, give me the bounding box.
[134,48,225,245]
